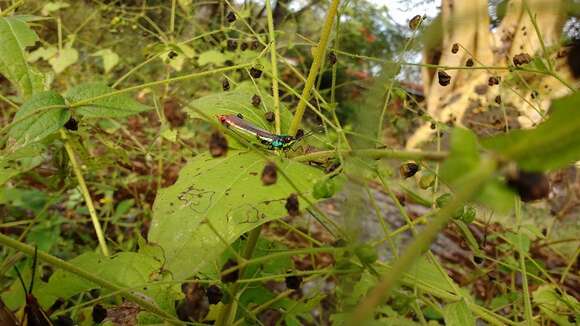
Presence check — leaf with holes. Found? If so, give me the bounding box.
[65,82,150,118]
[148,151,324,279]
[0,17,45,99]
[9,91,69,145]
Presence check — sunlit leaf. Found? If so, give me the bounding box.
[443,300,475,326]
[41,1,70,16]
[93,48,120,73]
[198,50,226,66]
[48,47,78,74]
[148,151,324,279]
[65,82,150,118]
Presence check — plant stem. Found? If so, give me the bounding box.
[288,0,340,136]
[265,0,281,134]
[0,233,181,325]
[347,158,497,325]
[60,129,110,257]
[294,148,448,162]
[515,198,534,325]
[216,226,263,326]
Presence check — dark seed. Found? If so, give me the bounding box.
[328,51,337,65]
[261,161,277,185]
[221,259,239,283]
[430,122,436,129]
[285,193,299,216]
[206,285,223,304]
[222,79,230,91]
[400,162,420,178]
[531,90,538,99]
[506,169,550,202]
[438,70,451,86]
[54,315,74,326]
[409,14,423,30]
[285,275,303,290]
[227,39,237,51]
[250,39,259,50]
[92,304,107,323]
[64,117,78,131]
[488,76,500,86]
[250,67,263,79]
[466,58,474,67]
[252,94,261,107]
[567,38,580,78]
[513,53,532,66]
[168,51,178,59]
[264,111,275,123]
[226,11,236,23]
[473,256,484,264]
[209,131,228,157]
[295,129,304,139]
[451,43,459,54]
[495,95,502,105]
[240,42,248,51]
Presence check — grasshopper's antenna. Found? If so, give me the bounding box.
[14,266,28,295]
[29,246,38,295]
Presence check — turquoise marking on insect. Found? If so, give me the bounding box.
[218,114,300,150]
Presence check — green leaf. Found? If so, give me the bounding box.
[440,128,514,212]
[65,82,150,118]
[148,151,324,279]
[443,300,475,326]
[483,92,580,171]
[533,285,579,326]
[187,82,294,134]
[0,17,45,99]
[9,91,69,145]
[36,252,180,315]
[0,143,45,185]
[48,47,78,74]
[93,48,120,73]
[198,50,226,66]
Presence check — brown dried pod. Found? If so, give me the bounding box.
[64,118,78,131]
[264,111,275,123]
[250,39,260,50]
[466,58,474,67]
[513,53,532,66]
[328,51,337,65]
[451,43,459,54]
[567,38,580,78]
[209,131,228,157]
[226,39,237,51]
[488,76,500,86]
[495,95,502,104]
[261,161,277,185]
[221,259,239,283]
[250,67,263,79]
[285,275,303,290]
[222,79,230,91]
[285,193,300,216]
[409,14,423,30]
[206,285,223,305]
[226,11,236,23]
[252,94,261,107]
[438,70,451,86]
[506,169,550,202]
[240,42,248,51]
[399,162,420,178]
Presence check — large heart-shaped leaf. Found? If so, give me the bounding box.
[148,151,324,279]
[0,17,44,99]
[187,83,293,133]
[483,92,580,171]
[9,91,69,145]
[65,82,150,118]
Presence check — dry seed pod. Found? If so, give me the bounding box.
[466,58,474,67]
[400,162,420,178]
[285,193,299,216]
[328,51,337,65]
[513,53,532,66]
[451,43,459,54]
[252,94,261,108]
[409,14,423,30]
[438,71,451,86]
[226,11,236,23]
[209,131,228,157]
[261,161,277,185]
[250,67,263,78]
[506,169,550,202]
[222,79,230,91]
[264,112,275,123]
[285,275,303,290]
[221,259,239,283]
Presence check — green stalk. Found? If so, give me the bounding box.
[347,158,497,325]
[265,0,282,134]
[60,129,110,257]
[515,198,534,324]
[0,233,180,325]
[216,226,263,326]
[294,148,448,162]
[287,0,341,136]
